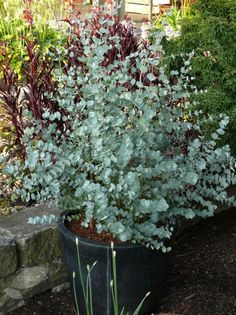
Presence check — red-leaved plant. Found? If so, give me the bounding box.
[0,43,25,158]
[0,39,58,160]
[64,6,139,70]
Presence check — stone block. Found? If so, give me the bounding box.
[16,227,63,267]
[3,288,23,300]
[11,266,48,291]
[47,258,68,288]
[0,204,64,268]
[0,288,24,313]
[0,229,17,278]
[52,282,69,293]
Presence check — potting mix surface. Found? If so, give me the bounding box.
[66,215,121,243]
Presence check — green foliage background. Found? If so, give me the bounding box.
[162,0,236,154]
[0,0,66,77]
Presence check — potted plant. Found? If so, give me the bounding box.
[1,5,236,315]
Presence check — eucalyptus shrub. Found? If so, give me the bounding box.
[2,7,236,251]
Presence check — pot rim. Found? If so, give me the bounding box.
[58,210,144,249]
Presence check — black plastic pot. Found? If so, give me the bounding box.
[58,212,167,315]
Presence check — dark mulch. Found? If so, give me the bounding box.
[9,208,236,315]
[158,207,236,315]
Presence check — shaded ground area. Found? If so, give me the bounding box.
[9,208,236,315]
[158,207,236,315]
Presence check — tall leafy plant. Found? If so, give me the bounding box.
[2,6,236,251]
[0,40,57,160]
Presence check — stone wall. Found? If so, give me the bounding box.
[0,205,68,314]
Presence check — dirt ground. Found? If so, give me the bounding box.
[9,208,236,315]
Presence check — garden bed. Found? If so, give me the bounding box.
[7,207,236,315]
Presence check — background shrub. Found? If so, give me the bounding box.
[160,0,236,154]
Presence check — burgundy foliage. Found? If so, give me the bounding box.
[0,44,25,157]
[22,39,55,122]
[0,40,57,160]
[63,7,166,94]
[65,7,139,73]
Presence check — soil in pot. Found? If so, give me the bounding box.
[66,215,121,243]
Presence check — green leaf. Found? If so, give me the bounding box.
[26,151,39,169]
[109,222,125,235]
[153,198,169,212]
[196,159,206,171]
[117,136,133,167]
[147,73,156,81]
[185,172,199,185]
